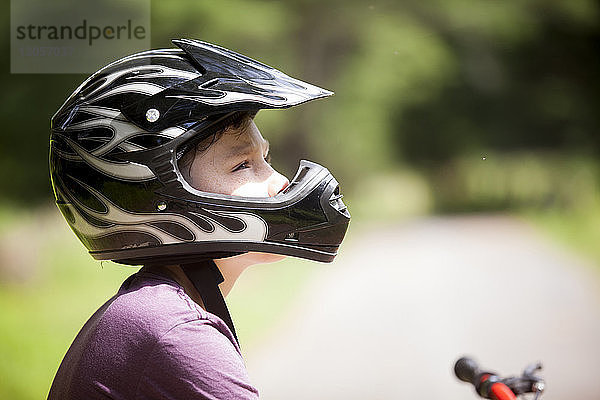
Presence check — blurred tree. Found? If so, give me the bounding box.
[0,0,598,211]
[393,0,600,167]
[0,0,86,205]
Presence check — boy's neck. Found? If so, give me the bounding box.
[155,256,252,309]
[150,253,278,310]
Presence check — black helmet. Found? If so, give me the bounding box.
[50,39,350,267]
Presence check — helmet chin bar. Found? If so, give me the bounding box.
[89,160,350,266]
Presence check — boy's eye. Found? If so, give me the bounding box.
[232,161,250,172]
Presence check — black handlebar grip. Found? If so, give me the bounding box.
[455,357,480,384]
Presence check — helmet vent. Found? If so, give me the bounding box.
[329,187,349,216]
[282,166,310,195]
[199,78,219,89]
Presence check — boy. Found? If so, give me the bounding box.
[48,39,349,399]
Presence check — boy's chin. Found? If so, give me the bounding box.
[248,252,287,264]
[240,251,287,265]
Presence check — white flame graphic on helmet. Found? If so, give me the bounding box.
[59,179,267,246]
[80,63,201,103]
[53,104,186,181]
[51,55,201,183]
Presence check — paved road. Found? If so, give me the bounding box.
[245,216,600,400]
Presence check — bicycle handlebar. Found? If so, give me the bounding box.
[455,357,479,383]
[454,357,544,400]
[455,357,516,400]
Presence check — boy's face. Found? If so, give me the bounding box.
[185,120,289,197]
[185,119,290,265]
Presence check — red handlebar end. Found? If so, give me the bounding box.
[490,382,517,400]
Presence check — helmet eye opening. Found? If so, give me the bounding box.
[175,110,258,181]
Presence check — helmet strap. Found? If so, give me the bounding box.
[180,260,239,345]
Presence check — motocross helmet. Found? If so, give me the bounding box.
[50,39,350,266]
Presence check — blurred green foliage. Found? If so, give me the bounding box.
[432,152,599,212]
[1,1,599,399]
[0,0,598,213]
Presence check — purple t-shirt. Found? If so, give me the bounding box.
[48,268,259,400]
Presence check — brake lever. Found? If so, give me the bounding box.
[501,362,545,398]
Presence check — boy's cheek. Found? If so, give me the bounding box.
[187,170,235,196]
[231,181,269,197]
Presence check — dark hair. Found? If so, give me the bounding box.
[177,111,257,180]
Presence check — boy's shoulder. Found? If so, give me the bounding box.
[48,270,252,399]
[112,270,202,324]
[99,270,226,340]
[69,271,201,355]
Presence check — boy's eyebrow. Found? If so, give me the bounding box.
[225,138,269,158]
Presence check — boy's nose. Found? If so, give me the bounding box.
[268,172,289,197]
